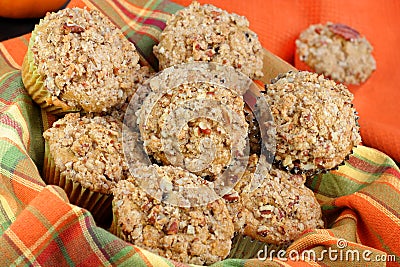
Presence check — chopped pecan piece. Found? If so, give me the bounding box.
[222,192,239,202]
[63,23,85,34]
[165,220,179,235]
[328,23,360,40]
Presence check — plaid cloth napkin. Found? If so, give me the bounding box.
[0,0,399,266]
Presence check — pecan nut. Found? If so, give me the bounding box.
[328,23,360,41]
[222,192,239,202]
[63,23,85,34]
[165,220,179,235]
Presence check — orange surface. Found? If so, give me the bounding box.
[174,0,400,162]
[0,0,67,18]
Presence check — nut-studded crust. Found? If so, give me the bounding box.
[137,81,248,179]
[28,8,140,113]
[265,71,361,175]
[112,165,234,265]
[153,1,263,79]
[240,166,324,244]
[43,113,129,194]
[224,155,323,244]
[295,22,376,85]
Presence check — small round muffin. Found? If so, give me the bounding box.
[42,113,129,226]
[265,71,361,175]
[239,167,323,245]
[153,1,264,79]
[137,82,248,180]
[21,7,140,114]
[223,155,323,258]
[295,22,376,86]
[111,165,234,265]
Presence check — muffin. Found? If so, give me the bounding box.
[108,65,153,122]
[42,113,132,226]
[153,1,264,79]
[224,155,324,259]
[295,22,376,86]
[264,71,361,176]
[111,165,234,265]
[137,81,248,180]
[21,7,141,114]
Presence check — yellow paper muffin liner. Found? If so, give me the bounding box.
[228,233,288,260]
[43,141,113,227]
[109,206,121,238]
[21,28,80,115]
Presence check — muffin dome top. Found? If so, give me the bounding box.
[265,71,361,175]
[43,113,128,194]
[32,8,140,112]
[112,165,234,265]
[153,2,264,79]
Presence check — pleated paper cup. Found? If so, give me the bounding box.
[21,29,79,115]
[43,141,113,227]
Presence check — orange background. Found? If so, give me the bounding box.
[174,0,400,162]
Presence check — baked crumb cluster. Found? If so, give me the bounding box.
[265,71,361,175]
[43,113,128,194]
[224,155,323,245]
[113,166,234,265]
[154,1,264,79]
[296,22,376,85]
[32,8,141,112]
[240,165,323,244]
[137,82,248,179]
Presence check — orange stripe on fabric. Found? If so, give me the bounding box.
[314,229,335,237]
[5,188,76,263]
[270,259,293,267]
[334,212,358,225]
[11,168,44,191]
[0,36,29,67]
[335,193,400,253]
[0,43,21,69]
[67,0,87,8]
[288,234,335,252]
[373,173,400,194]
[27,207,81,257]
[301,258,320,267]
[134,246,153,267]
[79,0,98,10]
[356,191,400,223]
